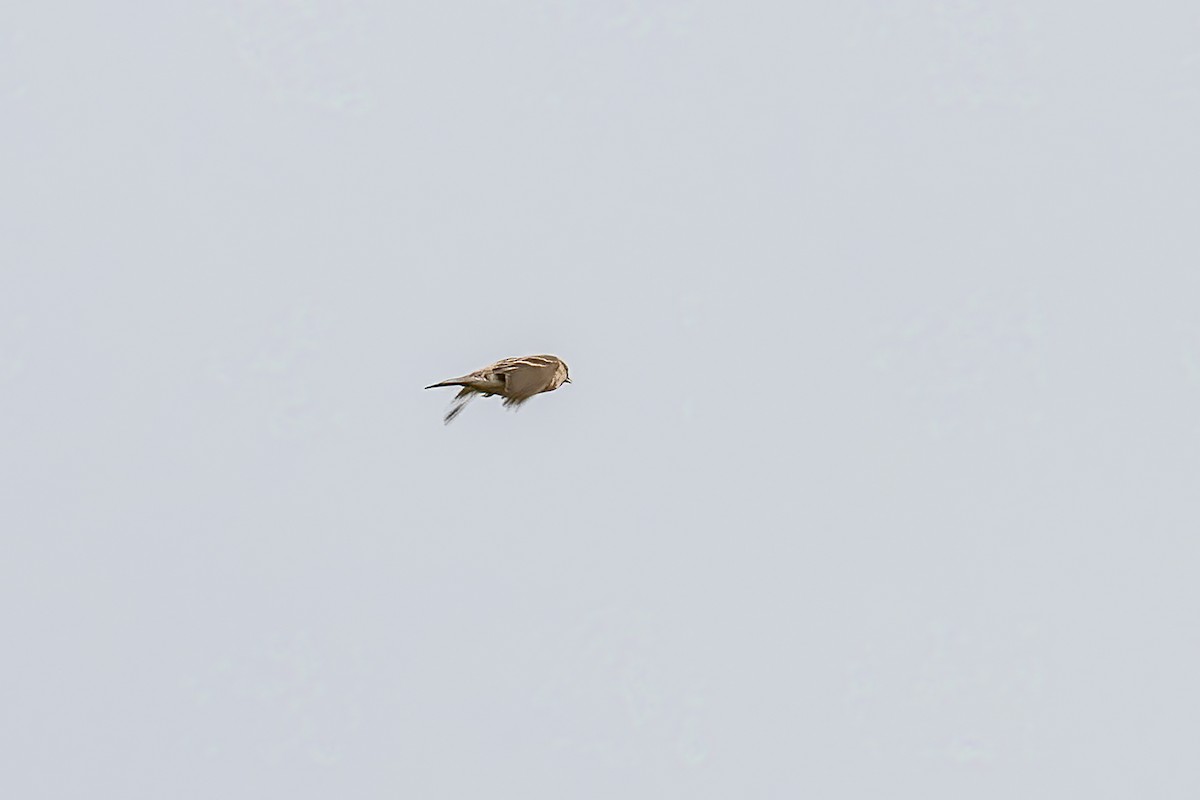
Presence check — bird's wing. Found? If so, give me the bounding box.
[443,390,476,424]
[500,360,557,402]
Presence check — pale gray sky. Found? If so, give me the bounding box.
[3,1,1199,797]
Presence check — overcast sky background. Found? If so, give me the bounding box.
[4,1,1199,796]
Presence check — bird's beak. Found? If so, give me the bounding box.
[564,378,572,383]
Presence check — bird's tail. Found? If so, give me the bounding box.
[424,377,468,390]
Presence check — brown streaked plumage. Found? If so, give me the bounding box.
[424,354,571,424]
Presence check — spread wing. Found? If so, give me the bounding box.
[443,388,477,424]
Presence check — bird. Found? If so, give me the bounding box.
[424,354,571,424]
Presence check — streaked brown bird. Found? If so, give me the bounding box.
[424,354,571,424]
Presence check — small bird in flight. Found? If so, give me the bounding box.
[425,354,571,424]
